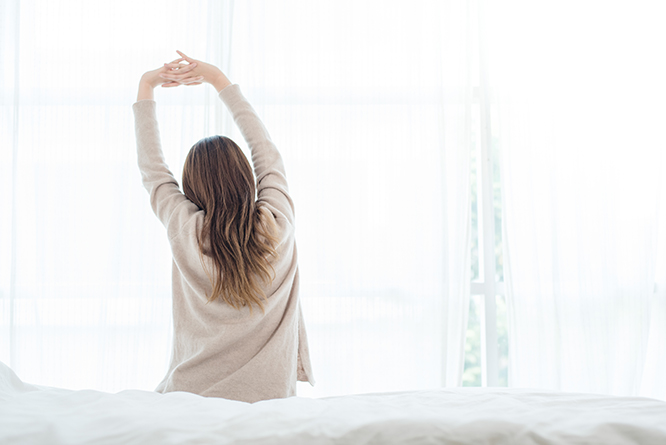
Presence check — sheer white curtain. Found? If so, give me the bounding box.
[482,1,666,398]
[1,0,234,392]
[1,0,473,396]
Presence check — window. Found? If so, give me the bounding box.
[463,20,508,386]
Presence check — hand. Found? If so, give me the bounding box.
[140,57,204,89]
[158,51,231,92]
[137,56,205,100]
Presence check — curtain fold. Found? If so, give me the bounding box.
[640,169,666,400]
[438,1,474,387]
[0,0,21,369]
[484,0,666,398]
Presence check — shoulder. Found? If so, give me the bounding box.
[166,200,205,241]
[257,202,294,243]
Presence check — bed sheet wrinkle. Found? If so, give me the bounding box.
[0,360,40,400]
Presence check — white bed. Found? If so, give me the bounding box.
[2,361,665,445]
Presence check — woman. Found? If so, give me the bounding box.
[133,51,314,403]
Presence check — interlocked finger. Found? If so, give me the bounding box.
[180,76,204,85]
[160,71,201,81]
[163,62,196,73]
[176,50,195,64]
[174,62,197,74]
[159,74,204,85]
[163,58,184,68]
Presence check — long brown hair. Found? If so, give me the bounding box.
[182,135,279,311]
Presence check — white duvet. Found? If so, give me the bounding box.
[1,362,665,444]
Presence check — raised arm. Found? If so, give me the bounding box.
[218,86,295,224]
[160,52,295,225]
[133,60,203,228]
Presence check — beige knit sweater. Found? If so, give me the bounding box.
[132,84,314,403]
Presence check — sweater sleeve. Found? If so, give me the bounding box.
[218,84,295,225]
[133,100,195,229]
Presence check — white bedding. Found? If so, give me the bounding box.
[1,361,665,444]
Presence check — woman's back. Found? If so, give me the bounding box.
[133,62,314,402]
